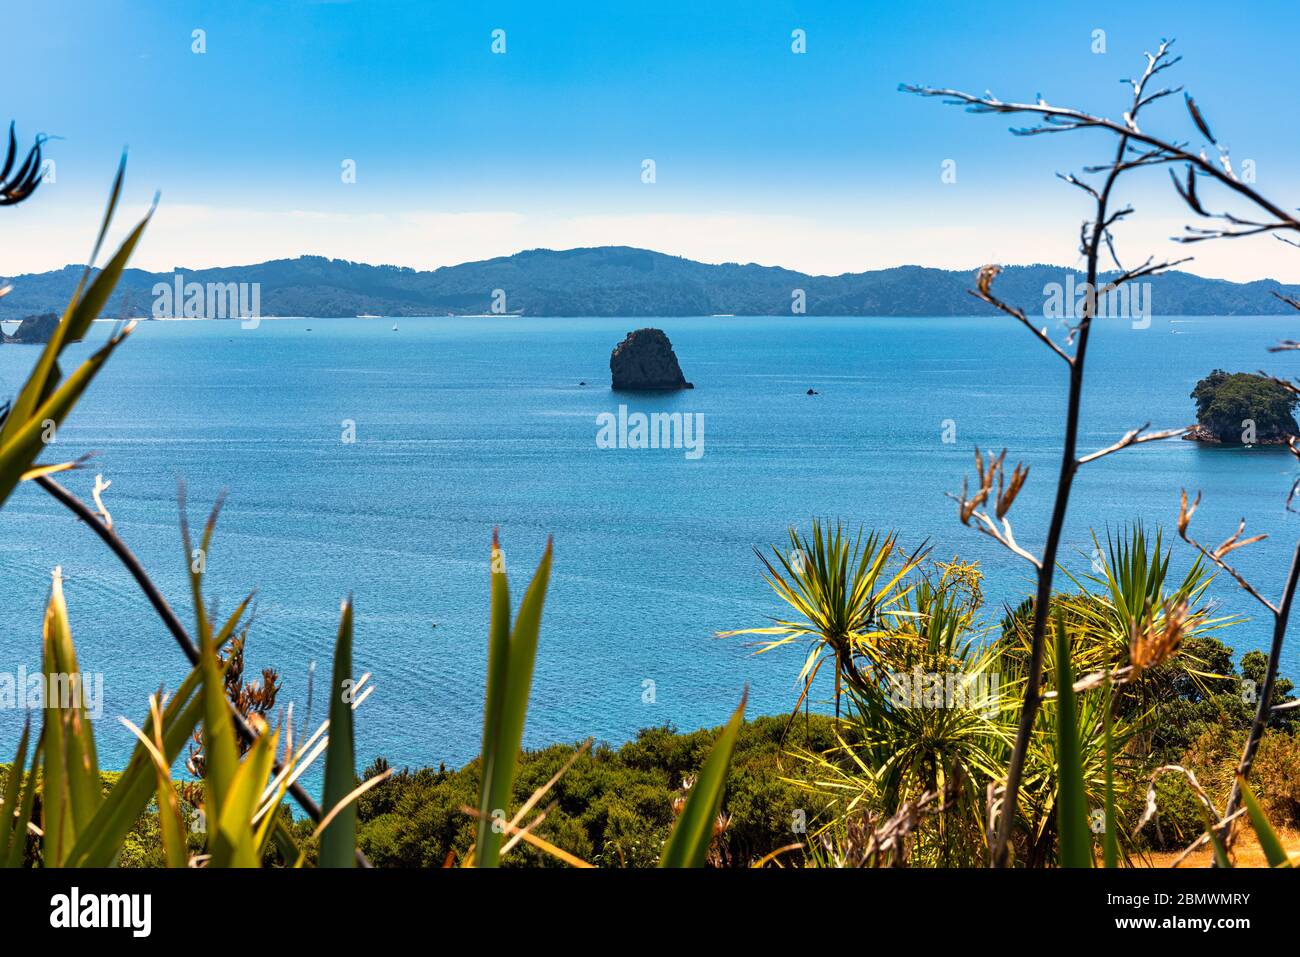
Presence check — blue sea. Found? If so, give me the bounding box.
[2,314,1298,778]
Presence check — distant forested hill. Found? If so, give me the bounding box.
[4,246,1298,319]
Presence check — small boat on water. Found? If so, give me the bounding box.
[357,314,382,319]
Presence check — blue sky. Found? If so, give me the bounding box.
[4,0,1299,279]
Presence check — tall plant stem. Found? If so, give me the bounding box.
[34,474,371,868]
[991,132,1131,868]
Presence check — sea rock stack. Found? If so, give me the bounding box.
[1,312,63,344]
[610,328,693,391]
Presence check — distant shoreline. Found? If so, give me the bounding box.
[5,248,1300,321]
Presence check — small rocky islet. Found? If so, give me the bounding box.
[1184,369,1300,445]
[609,327,693,391]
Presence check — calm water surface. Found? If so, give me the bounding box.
[1,314,1297,778]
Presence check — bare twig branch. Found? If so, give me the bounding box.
[1077,423,1191,465]
[970,265,1073,364]
[951,448,1041,568]
[1177,489,1277,614]
[91,473,113,528]
[902,42,1300,246]
[1098,256,1193,292]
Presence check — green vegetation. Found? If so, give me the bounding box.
[8,632,1297,870]
[0,158,147,508]
[1191,369,1299,443]
[353,713,835,868]
[718,521,1298,867]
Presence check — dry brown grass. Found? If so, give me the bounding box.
[1139,826,1300,868]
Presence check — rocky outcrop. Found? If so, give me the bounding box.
[1183,425,1219,443]
[610,328,693,391]
[1185,369,1299,444]
[2,312,63,344]
[1183,423,1293,445]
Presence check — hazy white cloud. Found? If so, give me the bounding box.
[6,202,1298,284]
